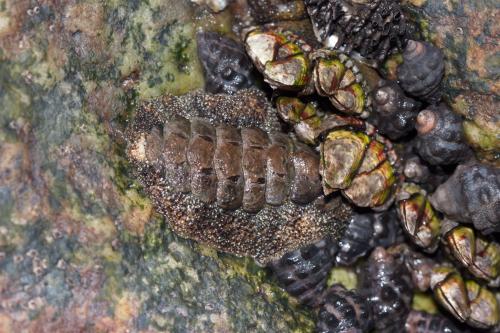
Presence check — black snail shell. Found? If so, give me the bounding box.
[196,31,255,94]
[414,104,473,166]
[368,80,421,140]
[397,40,444,103]
[430,162,500,235]
[268,238,338,307]
[304,0,415,62]
[361,247,413,333]
[336,209,403,266]
[316,284,373,333]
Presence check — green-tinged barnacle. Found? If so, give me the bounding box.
[343,160,396,208]
[312,50,369,117]
[275,97,365,144]
[264,54,310,89]
[445,226,500,283]
[245,28,312,91]
[357,140,386,174]
[320,130,370,193]
[430,267,470,323]
[397,188,441,253]
[276,96,317,124]
[465,280,500,329]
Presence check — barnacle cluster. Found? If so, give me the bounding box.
[129,1,500,331]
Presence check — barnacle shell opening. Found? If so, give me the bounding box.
[245,29,311,91]
[343,160,396,207]
[431,268,470,323]
[397,192,440,253]
[445,226,500,282]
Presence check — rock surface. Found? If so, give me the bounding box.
[0,0,497,332]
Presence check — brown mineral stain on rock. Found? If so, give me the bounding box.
[464,6,500,94]
[122,190,153,236]
[0,140,48,226]
[64,2,105,38]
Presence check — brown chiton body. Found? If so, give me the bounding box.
[126,89,351,264]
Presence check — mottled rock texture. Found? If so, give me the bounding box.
[0,0,497,332]
[403,0,499,165]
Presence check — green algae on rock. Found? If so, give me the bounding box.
[0,0,317,331]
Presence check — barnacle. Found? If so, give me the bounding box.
[245,29,373,117]
[275,97,364,144]
[396,183,441,253]
[244,28,313,92]
[304,0,415,62]
[430,162,500,235]
[275,96,397,209]
[321,130,398,208]
[316,284,373,333]
[196,31,255,94]
[414,104,473,166]
[368,80,421,140]
[444,226,500,285]
[267,238,337,307]
[361,247,413,332]
[311,49,371,117]
[431,266,500,329]
[397,40,444,103]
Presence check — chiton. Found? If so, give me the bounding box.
[126,89,351,265]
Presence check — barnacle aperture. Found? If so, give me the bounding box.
[397,40,444,103]
[311,49,371,117]
[430,267,499,329]
[244,28,312,92]
[396,183,441,253]
[445,226,500,285]
[414,104,473,166]
[321,130,397,208]
[196,31,255,95]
